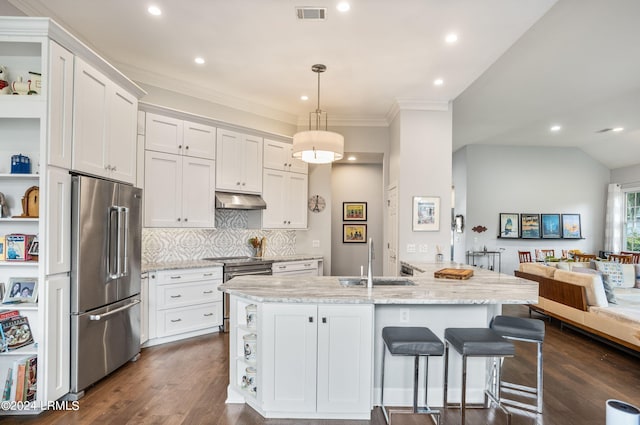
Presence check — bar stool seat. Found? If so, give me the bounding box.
[381,327,444,425]
[490,315,545,413]
[444,328,515,425]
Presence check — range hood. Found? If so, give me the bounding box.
[215,192,267,210]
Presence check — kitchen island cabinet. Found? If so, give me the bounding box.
[220,263,538,420]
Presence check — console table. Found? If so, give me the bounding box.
[466,250,501,272]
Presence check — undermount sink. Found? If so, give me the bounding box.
[338,277,415,287]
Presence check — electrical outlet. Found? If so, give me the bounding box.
[419,244,428,253]
[312,240,320,248]
[400,308,410,323]
[407,244,416,253]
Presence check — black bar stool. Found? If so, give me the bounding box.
[443,327,515,425]
[490,315,545,413]
[380,326,444,425]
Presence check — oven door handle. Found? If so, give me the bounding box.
[227,270,272,278]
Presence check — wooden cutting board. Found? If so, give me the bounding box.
[434,268,474,280]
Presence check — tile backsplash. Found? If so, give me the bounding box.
[142,210,296,263]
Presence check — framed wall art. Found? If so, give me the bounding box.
[541,214,561,238]
[520,214,540,239]
[343,224,367,243]
[343,202,367,221]
[562,214,582,239]
[499,213,519,238]
[413,196,440,231]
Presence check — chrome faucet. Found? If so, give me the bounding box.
[367,237,374,288]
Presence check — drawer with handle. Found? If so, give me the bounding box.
[154,266,223,285]
[157,302,222,337]
[157,280,221,308]
[272,260,319,274]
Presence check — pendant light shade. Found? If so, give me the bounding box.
[292,64,344,164]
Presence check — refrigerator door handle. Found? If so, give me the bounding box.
[107,206,120,280]
[89,299,141,321]
[119,206,130,278]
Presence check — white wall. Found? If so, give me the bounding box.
[455,144,610,274]
[331,164,384,276]
[611,164,640,188]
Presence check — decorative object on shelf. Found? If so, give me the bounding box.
[242,366,257,394]
[343,202,367,221]
[292,64,344,164]
[243,333,257,362]
[0,311,34,351]
[27,72,41,95]
[308,194,326,212]
[471,225,487,233]
[248,237,261,257]
[27,235,38,261]
[0,65,10,94]
[257,236,266,258]
[541,213,561,239]
[499,213,519,238]
[343,224,367,243]
[4,234,36,261]
[412,196,440,231]
[0,192,9,218]
[10,154,31,174]
[245,304,257,329]
[561,213,582,239]
[13,186,39,219]
[3,277,37,304]
[11,76,30,95]
[521,213,541,239]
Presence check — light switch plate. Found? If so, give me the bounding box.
[419,244,428,253]
[407,244,416,253]
[312,240,320,248]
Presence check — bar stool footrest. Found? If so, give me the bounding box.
[382,405,441,425]
[501,380,537,395]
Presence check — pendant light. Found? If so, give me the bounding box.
[292,64,344,164]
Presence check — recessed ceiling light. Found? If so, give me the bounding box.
[337,2,350,12]
[434,78,444,86]
[194,57,205,65]
[148,5,162,16]
[613,127,624,132]
[550,125,562,132]
[445,33,458,43]
[300,95,309,101]
[347,156,357,161]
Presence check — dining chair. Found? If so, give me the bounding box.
[518,251,533,263]
[620,251,640,264]
[540,249,555,258]
[573,254,596,262]
[608,254,633,264]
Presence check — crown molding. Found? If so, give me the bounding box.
[386,98,451,123]
[116,62,299,126]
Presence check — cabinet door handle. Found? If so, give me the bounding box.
[203,313,213,317]
[203,273,213,277]
[304,263,311,267]
[184,218,188,222]
[170,318,182,323]
[322,317,327,323]
[242,182,246,186]
[203,290,213,294]
[170,294,182,298]
[170,276,182,280]
[185,145,189,150]
[308,316,313,323]
[112,166,117,171]
[177,218,181,222]
[278,265,286,269]
[178,145,182,149]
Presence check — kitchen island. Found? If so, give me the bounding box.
[219,262,537,420]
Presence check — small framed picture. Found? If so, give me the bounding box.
[520,214,540,239]
[343,202,367,221]
[413,196,440,231]
[541,214,562,239]
[3,277,38,303]
[562,214,582,239]
[499,213,519,238]
[343,224,367,243]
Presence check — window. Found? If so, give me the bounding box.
[624,190,640,251]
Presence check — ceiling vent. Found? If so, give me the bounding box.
[596,128,612,133]
[296,7,327,20]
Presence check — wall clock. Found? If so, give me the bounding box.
[308,195,326,213]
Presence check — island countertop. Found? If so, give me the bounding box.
[218,262,538,305]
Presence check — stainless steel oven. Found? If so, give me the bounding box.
[204,257,273,332]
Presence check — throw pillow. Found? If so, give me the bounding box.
[595,261,625,287]
[600,274,618,304]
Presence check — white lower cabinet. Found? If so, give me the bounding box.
[43,273,70,402]
[229,296,373,419]
[146,266,223,346]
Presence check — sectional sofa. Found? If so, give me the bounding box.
[515,261,640,352]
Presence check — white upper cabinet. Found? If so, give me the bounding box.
[145,112,215,160]
[263,139,308,174]
[262,169,308,229]
[47,41,73,169]
[72,57,138,184]
[216,128,262,193]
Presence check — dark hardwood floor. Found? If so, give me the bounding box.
[4,305,639,425]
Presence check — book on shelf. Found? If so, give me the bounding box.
[14,362,25,401]
[0,313,34,352]
[4,355,35,402]
[2,367,11,401]
[24,355,36,402]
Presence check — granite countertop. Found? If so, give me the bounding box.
[218,262,538,305]
[142,254,323,273]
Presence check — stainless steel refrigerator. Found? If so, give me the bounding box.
[70,174,142,397]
